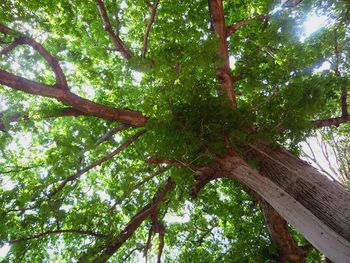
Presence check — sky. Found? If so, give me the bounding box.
[0,5,336,261]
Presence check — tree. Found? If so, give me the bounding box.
[0,0,349,262]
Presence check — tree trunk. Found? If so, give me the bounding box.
[211,150,350,263]
[259,200,307,263]
[242,186,307,262]
[246,143,350,241]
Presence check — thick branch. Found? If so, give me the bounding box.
[226,15,267,37]
[143,227,153,261]
[9,229,107,244]
[141,0,160,58]
[79,177,175,263]
[313,115,350,128]
[156,225,164,263]
[97,0,133,60]
[259,199,307,262]
[49,130,146,197]
[208,0,237,108]
[0,69,147,126]
[0,24,68,89]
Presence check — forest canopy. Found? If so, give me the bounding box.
[0,0,350,262]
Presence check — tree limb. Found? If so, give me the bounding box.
[226,15,267,37]
[0,108,89,132]
[0,38,21,57]
[49,130,146,197]
[0,164,40,174]
[141,0,160,59]
[9,229,108,244]
[0,69,147,126]
[143,227,153,262]
[208,0,237,109]
[259,199,308,262]
[313,115,350,128]
[109,167,169,213]
[0,24,68,89]
[93,123,130,148]
[78,177,175,263]
[147,158,192,167]
[97,0,133,60]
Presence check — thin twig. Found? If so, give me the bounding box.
[93,123,130,147]
[109,167,169,213]
[9,229,108,244]
[49,130,146,197]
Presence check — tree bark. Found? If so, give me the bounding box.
[259,200,307,263]
[208,151,350,263]
[240,186,308,262]
[208,0,237,108]
[0,69,147,126]
[246,143,350,241]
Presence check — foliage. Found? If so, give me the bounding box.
[0,0,349,262]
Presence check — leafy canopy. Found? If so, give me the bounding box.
[0,0,349,262]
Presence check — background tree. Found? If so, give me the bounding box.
[0,0,350,262]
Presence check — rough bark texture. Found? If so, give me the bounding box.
[241,186,307,262]
[246,143,350,241]
[210,151,350,263]
[260,200,307,263]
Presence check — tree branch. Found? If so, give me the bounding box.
[0,24,68,89]
[141,0,160,59]
[9,229,108,244]
[259,199,308,262]
[97,0,133,60]
[0,108,89,132]
[208,0,237,109]
[226,15,267,37]
[0,164,40,174]
[109,167,169,213]
[147,158,192,167]
[0,69,147,126]
[0,38,21,57]
[143,227,153,261]
[333,29,348,117]
[190,175,215,199]
[149,213,165,263]
[93,123,130,148]
[313,115,350,128]
[49,130,146,197]
[79,177,175,263]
